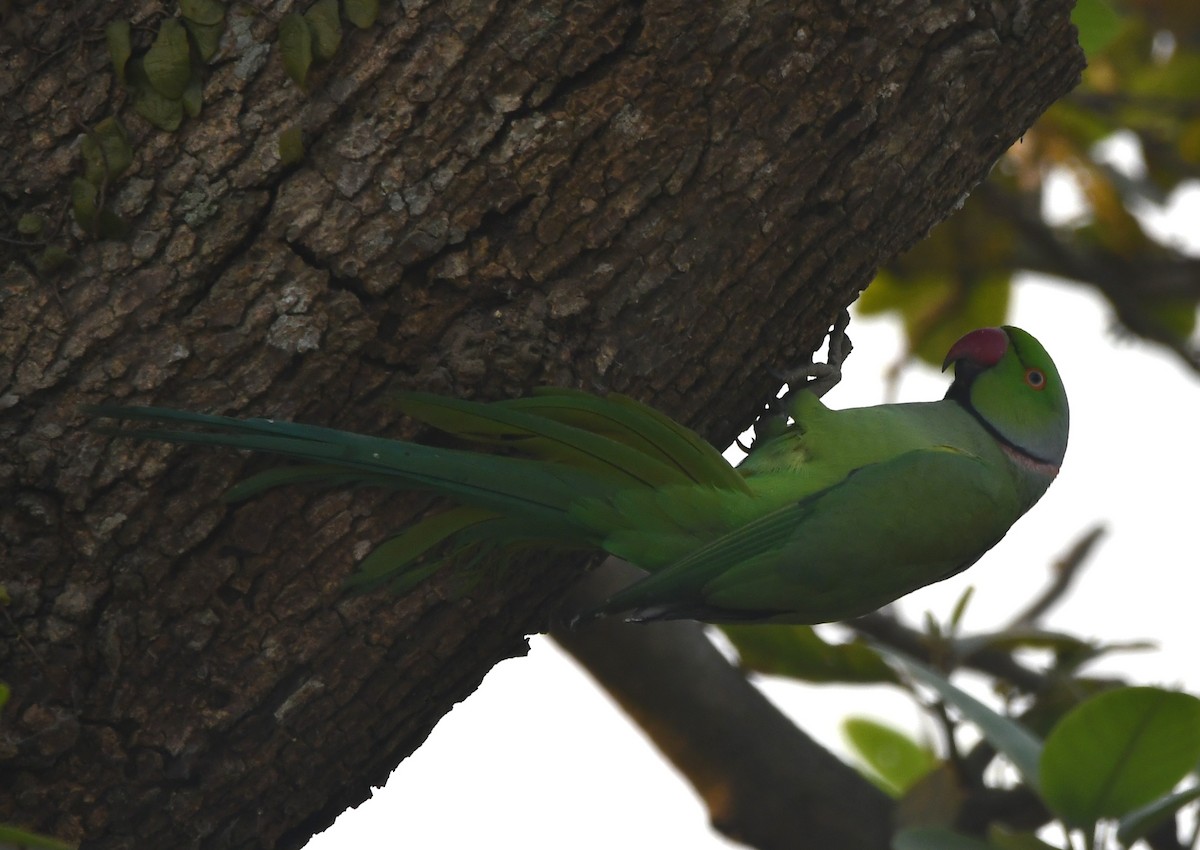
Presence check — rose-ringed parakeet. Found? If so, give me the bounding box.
[88,325,1067,624]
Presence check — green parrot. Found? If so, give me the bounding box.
[88,325,1067,624]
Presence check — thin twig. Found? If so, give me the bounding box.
[1008,524,1107,628]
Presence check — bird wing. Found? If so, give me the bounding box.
[596,445,1020,623]
[394,389,748,492]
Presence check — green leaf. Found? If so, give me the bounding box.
[106,20,132,84]
[0,823,76,850]
[723,624,897,684]
[0,680,9,710]
[180,0,225,26]
[947,585,973,634]
[860,188,1018,366]
[1072,0,1122,58]
[17,213,44,235]
[881,649,1044,790]
[134,83,184,131]
[1145,298,1198,341]
[279,12,314,87]
[371,557,445,595]
[893,827,992,850]
[278,125,306,166]
[1117,784,1200,847]
[343,0,380,29]
[305,0,343,61]
[143,18,193,99]
[182,76,204,118]
[1179,118,1200,165]
[1040,686,1200,826]
[71,177,98,230]
[843,717,937,797]
[861,270,1012,367]
[80,117,133,184]
[951,628,1154,672]
[36,246,73,273]
[185,19,225,62]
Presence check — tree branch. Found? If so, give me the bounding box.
[848,613,1049,694]
[981,183,1200,373]
[551,559,894,850]
[1007,524,1106,628]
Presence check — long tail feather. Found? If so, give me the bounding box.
[88,393,750,601]
[87,405,611,524]
[347,506,500,591]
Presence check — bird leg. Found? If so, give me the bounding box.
[772,308,854,405]
[739,310,853,453]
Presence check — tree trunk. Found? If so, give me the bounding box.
[1,1,1081,847]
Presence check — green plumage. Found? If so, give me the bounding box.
[88,325,1068,624]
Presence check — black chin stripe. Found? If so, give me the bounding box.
[953,396,1056,467]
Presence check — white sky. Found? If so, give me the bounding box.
[307,181,1200,850]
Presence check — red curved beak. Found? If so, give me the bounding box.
[942,327,1009,372]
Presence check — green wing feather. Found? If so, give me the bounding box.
[348,506,500,592]
[394,390,745,491]
[496,388,749,492]
[596,447,1020,623]
[87,394,751,592]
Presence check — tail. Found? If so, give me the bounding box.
[86,389,741,591]
[87,404,608,519]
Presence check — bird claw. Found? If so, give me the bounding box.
[743,310,853,452]
[770,309,854,407]
[739,312,854,453]
[775,362,842,399]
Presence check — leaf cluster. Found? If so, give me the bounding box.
[725,529,1200,850]
[106,1,226,133]
[17,0,388,269]
[864,0,1200,373]
[70,117,134,240]
[55,2,228,245]
[278,0,380,89]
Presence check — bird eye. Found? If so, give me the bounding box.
[1025,368,1046,390]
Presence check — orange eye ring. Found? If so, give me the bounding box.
[1025,368,1046,390]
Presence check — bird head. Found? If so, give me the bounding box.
[943,326,1069,468]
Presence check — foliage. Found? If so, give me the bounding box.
[7,0,387,273]
[842,716,939,797]
[863,0,1200,374]
[724,624,897,684]
[278,0,379,88]
[727,530,1200,850]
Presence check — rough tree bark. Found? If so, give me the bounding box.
[1,1,1081,848]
